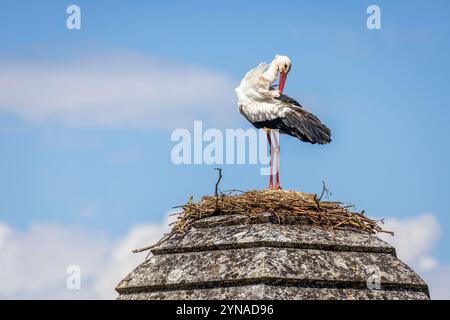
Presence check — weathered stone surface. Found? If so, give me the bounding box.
[116,214,429,300]
[118,285,429,300]
[116,247,425,292]
[152,222,395,255]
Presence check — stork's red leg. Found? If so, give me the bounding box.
[266,131,274,189]
[275,163,281,189]
[275,151,280,189]
[273,131,281,190]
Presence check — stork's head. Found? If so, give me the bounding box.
[274,54,292,94]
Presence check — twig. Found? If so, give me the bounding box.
[318,180,331,201]
[133,234,169,253]
[221,189,245,194]
[214,168,222,211]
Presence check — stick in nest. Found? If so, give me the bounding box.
[214,168,222,212]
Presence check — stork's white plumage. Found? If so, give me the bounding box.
[235,54,331,189]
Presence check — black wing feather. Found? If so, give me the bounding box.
[253,94,332,145]
[283,107,331,144]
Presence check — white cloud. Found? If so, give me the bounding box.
[0,223,111,299]
[0,223,12,249]
[0,54,238,129]
[418,256,438,271]
[378,213,440,271]
[93,212,177,299]
[378,213,450,299]
[0,212,178,299]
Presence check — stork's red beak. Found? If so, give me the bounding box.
[278,72,287,94]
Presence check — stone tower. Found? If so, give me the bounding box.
[116,213,429,300]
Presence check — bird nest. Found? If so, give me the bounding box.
[134,189,393,254]
[175,189,391,235]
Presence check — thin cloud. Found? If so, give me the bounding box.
[378,213,440,271]
[0,54,238,129]
[378,213,450,299]
[0,211,177,299]
[0,222,111,299]
[92,216,175,299]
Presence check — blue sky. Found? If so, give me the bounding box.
[0,0,450,299]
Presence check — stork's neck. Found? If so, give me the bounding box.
[263,59,279,83]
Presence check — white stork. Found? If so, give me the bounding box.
[235,54,331,190]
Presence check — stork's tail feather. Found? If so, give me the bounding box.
[283,109,332,145]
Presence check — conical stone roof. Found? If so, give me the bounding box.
[116,213,429,300]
